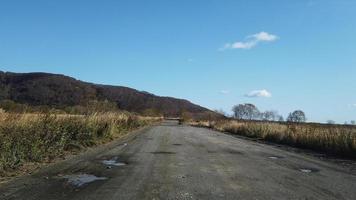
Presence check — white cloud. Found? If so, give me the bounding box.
[231,41,257,49]
[250,32,278,42]
[220,31,278,50]
[245,89,272,98]
[187,58,194,62]
[220,90,230,94]
[349,104,356,107]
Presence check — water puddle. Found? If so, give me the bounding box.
[299,168,319,173]
[63,174,107,187]
[268,156,283,160]
[300,169,312,173]
[102,157,127,167]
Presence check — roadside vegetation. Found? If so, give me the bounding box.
[190,120,356,158]
[0,107,160,177]
[190,103,356,159]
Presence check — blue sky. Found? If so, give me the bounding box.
[0,0,355,123]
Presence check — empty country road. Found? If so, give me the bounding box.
[1,121,355,200]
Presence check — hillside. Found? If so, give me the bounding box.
[0,71,213,117]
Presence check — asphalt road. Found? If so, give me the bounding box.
[1,120,355,200]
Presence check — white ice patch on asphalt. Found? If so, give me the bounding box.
[102,157,127,167]
[63,174,107,187]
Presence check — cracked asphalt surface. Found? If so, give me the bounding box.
[1,120,355,200]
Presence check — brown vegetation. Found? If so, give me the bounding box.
[0,111,160,176]
[190,120,356,158]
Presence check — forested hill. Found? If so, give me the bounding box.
[0,71,214,117]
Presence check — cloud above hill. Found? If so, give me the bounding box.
[245,89,272,98]
[220,32,278,50]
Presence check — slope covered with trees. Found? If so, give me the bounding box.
[0,71,213,117]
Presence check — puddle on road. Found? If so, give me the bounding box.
[299,168,319,173]
[300,169,312,173]
[268,156,283,160]
[102,157,127,167]
[63,174,107,187]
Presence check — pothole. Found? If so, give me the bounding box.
[172,143,182,146]
[63,174,107,187]
[102,157,127,167]
[225,149,244,155]
[177,175,186,179]
[151,151,176,155]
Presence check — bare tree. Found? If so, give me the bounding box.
[232,104,245,119]
[287,110,306,123]
[232,103,260,120]
[261,110,279,121]
[326,120,335,124]
[278,115,284,122]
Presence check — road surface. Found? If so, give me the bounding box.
[1,120,355,200]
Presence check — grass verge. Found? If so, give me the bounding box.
[0,112,160,177]
[190,120,356,159]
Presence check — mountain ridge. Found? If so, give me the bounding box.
[0,71,214,117]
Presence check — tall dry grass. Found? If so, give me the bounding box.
[0,111,159,175]
[190,120,356,158]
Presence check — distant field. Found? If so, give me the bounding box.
[190,120,356,158]
[0,112,160,177]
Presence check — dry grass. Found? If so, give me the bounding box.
[190,120,356,158]
[0,111,160,175]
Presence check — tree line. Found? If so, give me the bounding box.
[231,103,306,123]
